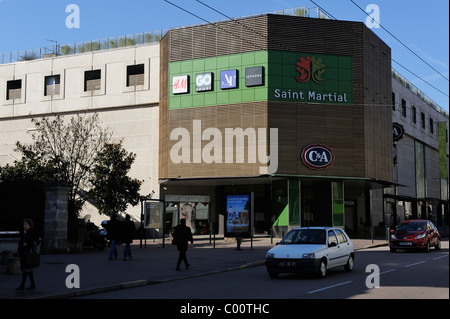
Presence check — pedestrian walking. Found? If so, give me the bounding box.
[121,214,136,261]
[172,218,193,271]
[16,218,40,290]
[107,213,120,260]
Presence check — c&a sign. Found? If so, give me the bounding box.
[301,144,335,170]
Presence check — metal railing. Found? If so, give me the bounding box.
[392,68,449,118]
[0,6,329,65]
[0,29,169,65]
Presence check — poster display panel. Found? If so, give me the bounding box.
[225,194,251,237]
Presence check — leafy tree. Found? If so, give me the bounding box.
[88,142,142,216]
[0,114,112,238]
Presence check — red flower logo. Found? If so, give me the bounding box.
[296,56,311,83]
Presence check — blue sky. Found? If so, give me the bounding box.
[0,0,448,111]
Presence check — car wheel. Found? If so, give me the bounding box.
[344,255,354,272]
[317,259,327,278]
[435,239,441,250]
[425,240,431,252]
[390,247,396,253]
[268,271,279,279]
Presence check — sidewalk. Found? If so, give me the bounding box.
[0,236,388,299]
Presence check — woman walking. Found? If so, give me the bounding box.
[17,218,40,290]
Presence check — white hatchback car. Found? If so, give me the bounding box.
[265,227,354,278]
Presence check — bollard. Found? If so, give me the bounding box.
[6,257,21,275]
[235,234,242,251]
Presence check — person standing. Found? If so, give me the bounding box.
[17,218,40,290]
[121,214,136,261]
[172,218,193,271]
[107,213,120,260]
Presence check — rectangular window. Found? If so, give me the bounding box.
[84,69,101,91]
[411,106,416,123]
[44,75,60,96]
[429,118,434,134]
[421,112,426,129]
[127,64,145,87]
[392,92,396,111]
[6,79,22,100]
[401,99,407,117]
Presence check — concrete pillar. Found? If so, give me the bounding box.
[43,182,70,252]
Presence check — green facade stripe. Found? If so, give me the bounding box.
[439,122,448,178]
[168,50,353,109]
[272,204,289,227]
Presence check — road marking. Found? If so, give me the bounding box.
[308,281,352,294]
[432,255,448,260]
[379,269,396,275]
[404,261,427,268]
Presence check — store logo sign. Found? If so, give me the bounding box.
[393,122,404,142]
[220,69,238,89]
[172,75,189,94]
[301,144,335,170]
[245,66,264,87]
[296,56,326,84]
[196,72,213,92]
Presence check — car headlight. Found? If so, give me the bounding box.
[302,253,315,259]
[391,234,397,240]
[266,253,275,259]
[415,233,426,239]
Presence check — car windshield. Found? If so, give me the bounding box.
[281,229,326,245]
[396,222,426,231]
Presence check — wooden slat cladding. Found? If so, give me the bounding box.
[165,102,269,179]
[160,14,393,182]
[159,32,170,179]
[268,101,365,177]
[169,16,268,62]
[265,14,392,181]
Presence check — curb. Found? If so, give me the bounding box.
[355,242,389,251]
[36,259,267,299]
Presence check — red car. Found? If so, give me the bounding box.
[390,219,441,252]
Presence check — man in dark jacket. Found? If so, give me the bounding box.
[173,218,194,271]
[107,213,120,260]
[121,214,136,261]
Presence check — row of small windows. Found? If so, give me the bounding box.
[5,64,145,100]
[392,92,438,135]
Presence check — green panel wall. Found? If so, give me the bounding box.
[267,51,353,104]
[168,50,353,109]
[169,51,268,109]
[332,181,344,227]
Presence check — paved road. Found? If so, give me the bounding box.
[76,241,448,300]
[0,235,389,300]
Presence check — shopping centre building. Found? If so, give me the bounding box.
[0,8,448,238]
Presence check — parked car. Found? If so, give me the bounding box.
[265,227,354,278]
[390,219,441,252]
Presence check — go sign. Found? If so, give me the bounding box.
[301,144,335,170]
[196,72,213,92]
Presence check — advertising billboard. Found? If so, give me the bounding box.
[144,201,164,228]
[225,194,251,237]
